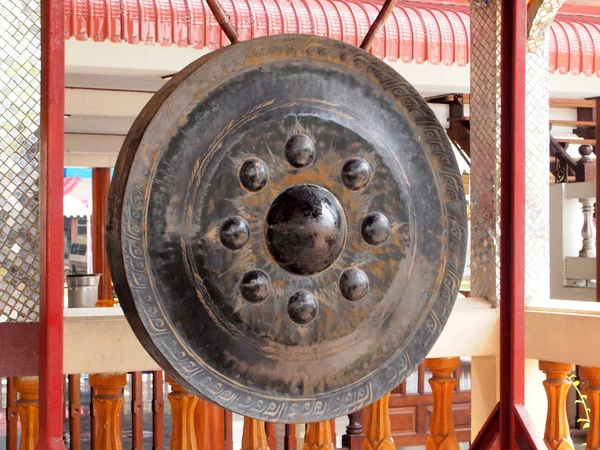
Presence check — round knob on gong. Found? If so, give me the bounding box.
[240,270,271,303]
[285,134,316,168]
[341,158,372,191]
[219,216,250,250]
[361,212,391,246]
[287,290,318,324]
[265,184,346,275]
[339,268,369,301]
[239,158,269,192]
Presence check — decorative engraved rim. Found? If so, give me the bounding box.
[107,34,467,423]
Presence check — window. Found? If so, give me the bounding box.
[77,217,87,235]
[77,244,86,256]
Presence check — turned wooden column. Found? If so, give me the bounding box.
[580,366,600,450]
[166,376,199,450]
[14,377,39,450]
[195,396,225,450]
[539,361,575,450]
[303,421,335,450]
[362,393,394,450]
[241,417,269,450]
[425,358,460,450]
[285,424,298,450]
[90,373,127,450]
[342,411,365,450]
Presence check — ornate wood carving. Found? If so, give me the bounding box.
[303,421,335,450]
[539,361,575,450]
[362,393,395,450]
[14,377,39,450]
[241,417,269,450]
[580,366,600,450]
[90,373,127,450]
[424,358,460,450]
[166,375,199,450]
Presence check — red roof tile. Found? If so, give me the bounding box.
[64,0,600,76]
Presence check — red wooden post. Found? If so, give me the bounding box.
[152,371,165,450]
[91,168,113,301]
[38,0,65,448]
[470,1,545,449]
[132,372,144,450]
[498,1,527,445]
[68,374,81,450]
[7,378,19,450]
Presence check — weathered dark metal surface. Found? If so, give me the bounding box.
[107,34,467,423]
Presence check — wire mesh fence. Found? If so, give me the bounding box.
[0,0,41,322]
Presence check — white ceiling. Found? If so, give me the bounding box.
[64,39,600,168]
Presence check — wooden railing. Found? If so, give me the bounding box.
[550,146,597,302]
[3,358,598,450]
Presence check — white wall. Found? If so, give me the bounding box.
[64,39,600,168]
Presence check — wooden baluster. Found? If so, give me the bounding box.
[7,378,19,450]
[285,424,297,450]
[303,421,335,450]
[90,373,127,450]
[132,372,144,450]
[152,371,165,450]
[69,374,82,450]
[330,419,336,445]
[224,410,234,450]
[166,376,199,450]
[579,195,597,258]
[424,358,460,450]
[539,361,575,450]
[577,146,597,259]
[241,417,269,450]
[580,366,600,450]
[266,422,277,449]
[576,145,596,182]
[195,397,226,450]
[362,393,394,450]
[14,377,39,450]
[342,411,365,450]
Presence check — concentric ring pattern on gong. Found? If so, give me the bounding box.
[107,34,467,423]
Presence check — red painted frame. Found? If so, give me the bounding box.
[30,0,570,448]
[38,0,66,448]
[469,1,545,449]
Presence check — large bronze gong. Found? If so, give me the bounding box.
[107,34,467,423]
